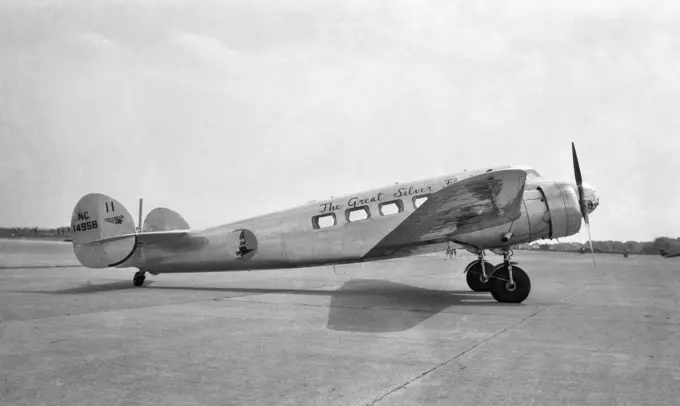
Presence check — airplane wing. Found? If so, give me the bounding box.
[363,168,527,259]
[83,230,191,247]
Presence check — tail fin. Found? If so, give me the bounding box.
[71,193,137,268]
[142,208,190,231]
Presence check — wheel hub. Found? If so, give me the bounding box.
[505,282,516,291]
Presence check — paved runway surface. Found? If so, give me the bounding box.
[1,239,679,405]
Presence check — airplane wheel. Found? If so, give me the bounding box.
[133,271,146,287]
[490,265,531,304]
[465,261,494,291]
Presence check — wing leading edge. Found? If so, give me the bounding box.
[362,168,528,259]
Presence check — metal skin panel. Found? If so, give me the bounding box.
[522,190,552,242]
[537,182,583,239]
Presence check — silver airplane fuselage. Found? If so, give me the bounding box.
[113,165,599,274]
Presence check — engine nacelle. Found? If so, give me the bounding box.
[534,181,582,239]
[444,181,583,247]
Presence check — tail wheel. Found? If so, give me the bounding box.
[490,265,531,303]
[133,271,146,287]
[465,261,494,291]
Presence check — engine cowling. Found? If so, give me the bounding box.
[535,181,582,239]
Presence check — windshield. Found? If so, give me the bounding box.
[527,169,542,179]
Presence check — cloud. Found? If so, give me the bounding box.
[75,31,117,48]
[172,32,239,67]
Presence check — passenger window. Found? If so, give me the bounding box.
[312,213,336,229]
[346,206,370,222]
[379,200,403,216]
[413,195,430,208]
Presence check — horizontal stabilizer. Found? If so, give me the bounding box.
[363,168,527,259]
[84,229,190,247]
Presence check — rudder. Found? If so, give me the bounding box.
[71,193,137,268]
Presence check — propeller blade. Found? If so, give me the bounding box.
[572,142,587,217]
[572,142,583,187]
[572,142,595,267]
[585,221,596,267]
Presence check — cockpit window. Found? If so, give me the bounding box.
[527,169,542,179]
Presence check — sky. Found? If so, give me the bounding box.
[1,0,679,243]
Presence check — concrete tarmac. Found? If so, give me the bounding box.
[1,239,679,405]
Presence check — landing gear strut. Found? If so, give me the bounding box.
[133,270,146,287]
[464,252,494,292]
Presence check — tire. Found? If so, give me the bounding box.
[133,272,145,287]
[490,265,531,303]
[465,261,494,291]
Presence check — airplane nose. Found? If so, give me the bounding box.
[584,184,599,212]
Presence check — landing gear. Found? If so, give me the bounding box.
[490,264,531,303]
[133,271,146,287]
[464,248,531,303]
[464,253,494,291]
[489,249,531,303]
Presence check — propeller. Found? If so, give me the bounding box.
[572,142,595,266]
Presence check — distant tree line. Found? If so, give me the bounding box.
[0,226,72,241]
[514,236,680,255]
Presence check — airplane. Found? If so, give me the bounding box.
[69,143,599,304]
[660,249,680,258]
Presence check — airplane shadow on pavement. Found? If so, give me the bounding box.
[18,278,519,333]
[325,279,514,333]
[19,279,156,294]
